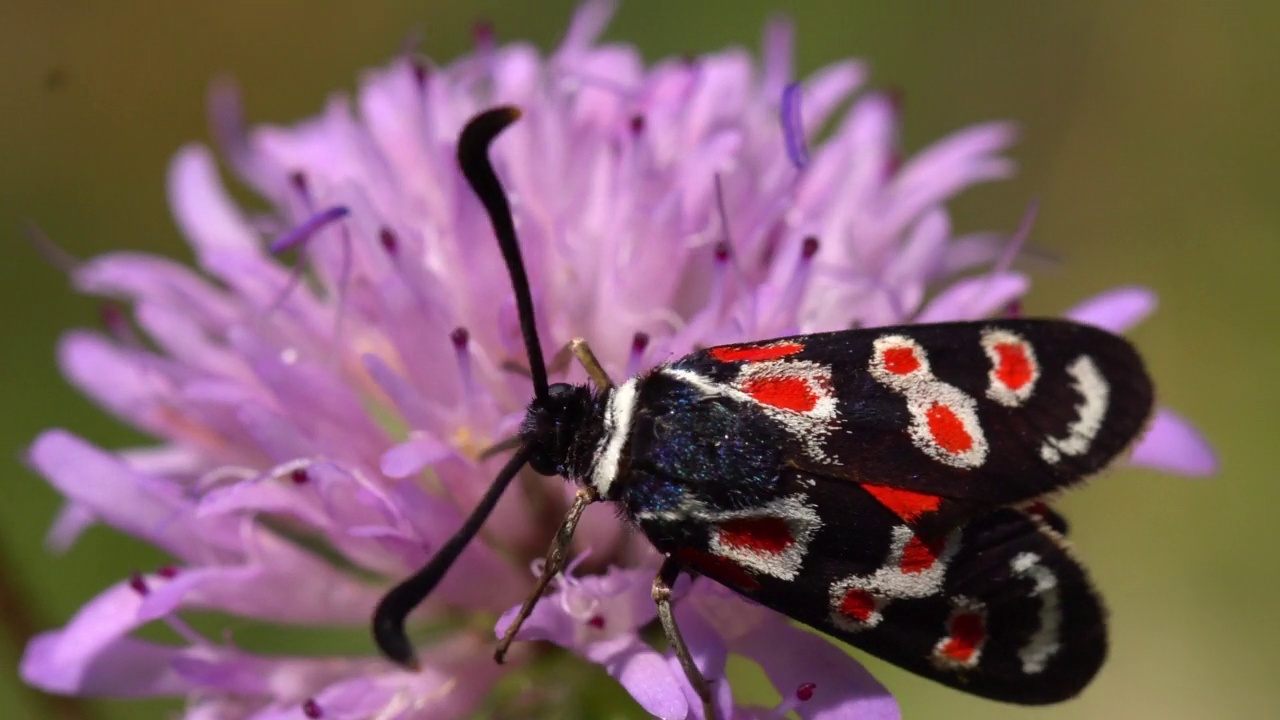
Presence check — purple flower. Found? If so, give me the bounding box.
[21,2,1215,719]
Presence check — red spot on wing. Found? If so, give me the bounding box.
[710,342,803,363]
[741,376,818,412]
[926,403,973,454]
[994,342,1034,390]
[899,534,945,574]
[881,346,921,375]
[719,516,794,555]
[862,485,942,522]
[938,612,985,664]
[676,548,761,592]
[838,588,877,623]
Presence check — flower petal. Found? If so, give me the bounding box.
[22,634,191,697]
[735,621,899,720]
[914,272,1029,323]
[1065,285,1158,332]
[1129,407,1218,476]
[586,635,689,720]
[28,430,231,560]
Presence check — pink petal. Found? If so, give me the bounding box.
[19,575,198,696]
[1129,407,1218,476]
[556,0,618,58]
[22,634,190,697]
[1065,286,1157,333]
[138,542,381,625]
[28,430,229,560]
[914,272,1029,323]
[734,619,899,720]
[586,635,689,720]
[380,434,453,478]
[45,501,95,552]
[167,144,263,264]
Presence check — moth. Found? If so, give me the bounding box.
[372,107,1154,718]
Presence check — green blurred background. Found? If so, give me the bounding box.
[1,2,1275,718]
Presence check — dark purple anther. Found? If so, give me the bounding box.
[302,698,323,718]
[474,20,495,49]
[157,566,180,579]
[632,332,650,354]
[587,615,606,629]
[796,682,816,702]
[128,572,149,596]
[629,114,646,135]
[411,58,429,89]
[269,206,350,254]
[450,327,470,349]
[99,303,131,341]
[780,82,809,169]
[379,227,399,255]
[714,241,731,263]
[802,236,820,259]
[289,171,309,198]
[290,468,310,485]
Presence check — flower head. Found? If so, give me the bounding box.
[21,2,1214,719]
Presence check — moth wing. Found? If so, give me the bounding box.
[666,468,1103,704]
[677,319,1153,520]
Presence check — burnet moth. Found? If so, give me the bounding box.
[372,106,1155,717]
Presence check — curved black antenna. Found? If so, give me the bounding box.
[372,444,533,668]
[456,106,550,399]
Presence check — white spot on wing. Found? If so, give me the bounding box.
[1040,355,1110,464]
[1011,551,1062,674]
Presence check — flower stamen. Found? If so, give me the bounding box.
[627,332,649,376]
[269,206,350,254]
[781,82,809,170]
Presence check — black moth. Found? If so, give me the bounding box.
[372,107,1154,717]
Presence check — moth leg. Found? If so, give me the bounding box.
[653,557,717,720]
[494,486,598,663]
[569,337,614,390]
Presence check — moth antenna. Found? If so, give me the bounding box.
[373,106,543,669]
[372,445,532,668]
[456,106,550,400]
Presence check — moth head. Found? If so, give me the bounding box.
[521,381,594,477]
